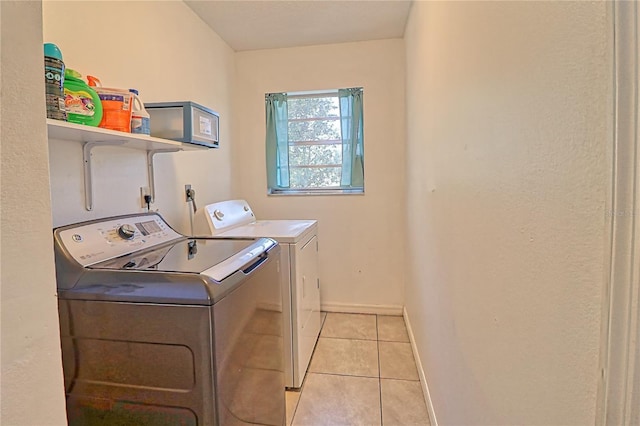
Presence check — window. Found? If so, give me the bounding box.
[265,88,364,194]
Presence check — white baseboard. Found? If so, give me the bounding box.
[403,307,438,426]
[320,302,403,316]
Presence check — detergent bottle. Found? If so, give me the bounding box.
[63,69,103,126]
[129,89,151,135]
[44,43,67,121]
[87,75,133,133]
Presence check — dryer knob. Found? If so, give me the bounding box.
[118,224,136,240]
[213,210,225,221]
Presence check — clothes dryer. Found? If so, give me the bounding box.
[194,200,321,389]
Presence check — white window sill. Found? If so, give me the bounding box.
[268,188,364,196]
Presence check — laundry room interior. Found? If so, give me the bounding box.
[3,1,639,426]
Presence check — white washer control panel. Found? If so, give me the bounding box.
[57,214,182,267]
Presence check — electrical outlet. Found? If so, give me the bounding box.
[140,186,152,209]
[185,184,193,202]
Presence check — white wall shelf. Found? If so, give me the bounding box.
[47,119,209,211]
[47,119,206,151]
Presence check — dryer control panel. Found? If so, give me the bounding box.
[56,214,182,267]
[193,199,255,236]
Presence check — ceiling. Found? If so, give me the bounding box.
[185,0,413,52]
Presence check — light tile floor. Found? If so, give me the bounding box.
[286,312,430,426]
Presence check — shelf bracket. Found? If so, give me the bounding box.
[83,140,126,211]
[147,149,181,203]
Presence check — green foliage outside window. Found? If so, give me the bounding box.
[287,96,342,188]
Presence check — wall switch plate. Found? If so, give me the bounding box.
[140,186,152,208]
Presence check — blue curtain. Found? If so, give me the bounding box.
[338,87,364,188]
[265,93,289,189]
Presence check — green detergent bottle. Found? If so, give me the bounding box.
[63,69,103,126]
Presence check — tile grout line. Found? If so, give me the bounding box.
[309,371,380,379]
[290,312,328,426]
[316,335,378,341]
[376,314,384,426]
[315,335,378,343]
[287,390,301,426]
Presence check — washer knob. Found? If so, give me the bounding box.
[213,210,225,221]
[118,224,136,240]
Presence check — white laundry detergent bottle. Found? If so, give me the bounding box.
[129,89,151,135]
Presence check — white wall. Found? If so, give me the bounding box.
[404,2,610,424]
[234,40,406,311]
[0,1,67,424]
[43,1,235,233]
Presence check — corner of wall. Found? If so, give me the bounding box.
[403,306,438,426]
[1,0,67,423]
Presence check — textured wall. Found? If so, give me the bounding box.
[234,40,407,311]
[403,1,611,424]
[43,1,235,233]
[0,1,67,423]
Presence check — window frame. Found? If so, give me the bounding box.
[268,89,365,196]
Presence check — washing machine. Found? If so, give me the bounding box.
[53,212,284,425]
[194,200,321,389]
